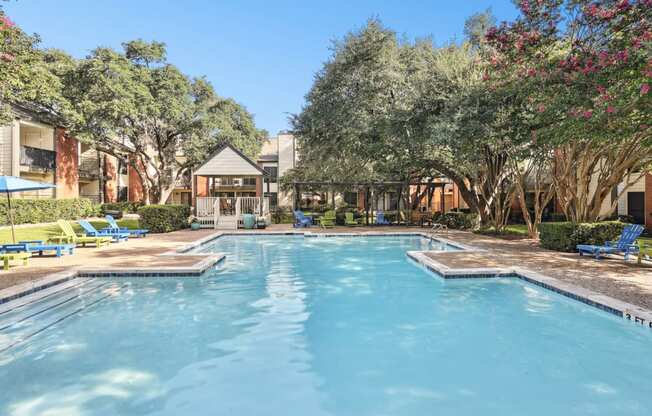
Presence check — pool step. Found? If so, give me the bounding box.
[0,278,96,316]
[0,280,109,331]
[0,281,124,352]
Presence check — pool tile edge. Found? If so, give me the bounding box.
[407,251,652,329]
[0,254,225,304]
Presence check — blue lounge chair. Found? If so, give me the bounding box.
[78,220,129,242]
[101,215,149,238]
[293,210,313,228]
[576,224,644,260]
[376,210,391,225]
[0,240,74,257]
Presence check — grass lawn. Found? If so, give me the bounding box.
[0,219,141,244]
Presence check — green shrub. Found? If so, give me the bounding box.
[0,198,98,226]
[101,201,144,214]
[433,211,478,230]
[538,221,627,252]
[272,207,294,224]
[137,204,191,233]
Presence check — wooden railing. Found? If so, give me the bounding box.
[196,196,271,228]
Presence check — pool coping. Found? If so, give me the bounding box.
[406,250,652,329]
[3,230,651,331]
[0,252,225,305]
[173,230,477,253]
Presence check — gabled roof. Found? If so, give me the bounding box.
[193,143,265,176]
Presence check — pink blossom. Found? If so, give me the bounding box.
[606,105,616,114]
[615,50,629,63]
[0,53,15,62]
[537,104,546,113]
[641,83,650,95]
[583,110,593,119]
[598,51,610,67]
[0,15,14,28]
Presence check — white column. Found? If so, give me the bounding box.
[11,120,20,177]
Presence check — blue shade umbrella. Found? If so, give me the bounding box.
[0,176,57,243]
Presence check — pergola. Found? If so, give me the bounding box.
[290,180,451,225]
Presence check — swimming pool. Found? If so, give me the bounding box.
[1,235,651,415]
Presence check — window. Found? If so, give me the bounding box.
[265,192,278,208]
[117,159,128,175]
[117,186,128,202]
[264,166,278,183]
[343,192,358,206]
[243,177,257,186]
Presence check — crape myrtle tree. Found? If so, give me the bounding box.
[0,8,69,124]
[62,40,264,204]
[485,0,652,223]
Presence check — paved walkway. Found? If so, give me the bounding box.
[0,229,217,290]
[1,225,651,310]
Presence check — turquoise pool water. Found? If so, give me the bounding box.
[1,235,651,415]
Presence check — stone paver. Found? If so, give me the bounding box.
[421,230,652,310]
[0,229,217,290]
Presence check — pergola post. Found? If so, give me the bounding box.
[293,182,298,210]
[365,186,370,225]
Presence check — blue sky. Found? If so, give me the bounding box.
[5,0,519,135]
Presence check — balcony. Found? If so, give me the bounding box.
[20,145,56,172]
[79,152,100,179]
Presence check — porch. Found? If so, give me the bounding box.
[195,196,270,229]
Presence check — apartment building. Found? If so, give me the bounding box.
[257,132,297,208]
[0,105,138,203]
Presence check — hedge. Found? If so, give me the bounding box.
[538,221,627,252]
[433,211,479,230]
[137,204,191,233]
[0,198,99,226]
[101,201,144,214]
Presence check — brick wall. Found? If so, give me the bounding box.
[103,154,118,203]
[54,128,79,199]
[196,176,208,197]
[255,177,263,197]
[128,159,145,202]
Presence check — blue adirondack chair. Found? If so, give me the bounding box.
[102,215,149,237]
[293,210,313,228]
[576,224,644,260]
[78,220,129,242]
[376,210,391,225]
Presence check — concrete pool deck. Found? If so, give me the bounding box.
[1,224,651,311]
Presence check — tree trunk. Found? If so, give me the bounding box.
[552,137,651,223]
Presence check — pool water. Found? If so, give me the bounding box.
[1,235,651,415]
